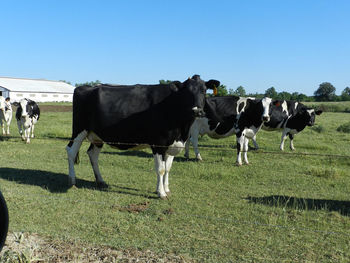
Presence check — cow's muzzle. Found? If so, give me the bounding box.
[192,107,205,117]
[262,116,270,122]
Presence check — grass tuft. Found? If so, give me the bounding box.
[336,122,350,133]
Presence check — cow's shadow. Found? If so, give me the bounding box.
[0,167,158,199]
[246,195,350,217]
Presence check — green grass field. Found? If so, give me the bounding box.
[0,106,350,262]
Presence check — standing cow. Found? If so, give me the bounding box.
[14,98,40,143]
[185,96,277,165]
[252,100,323,150]
[0,97,12,135]
[66,75,220,199]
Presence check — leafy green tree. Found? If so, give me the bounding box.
[314,82,336,101]
[277,91,291,100]
[159,79,173,85]
[60,80,72,85]
[341,87,350,101]
[264,87,278,99]
[229,86,246,97]
[75,80,101,87]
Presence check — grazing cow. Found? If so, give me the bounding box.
[184,96,277,165]
[252,100,322,150]
[0,97,12,135]
[66,75,220,199]
[14,98,40,143]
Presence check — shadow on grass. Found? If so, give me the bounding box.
[0,167,159,199]
[247,195,350,217]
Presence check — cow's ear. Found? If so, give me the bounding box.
[205,80,220,90]
[315,110,323,115]
[170,81,182,91]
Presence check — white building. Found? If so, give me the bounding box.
[0,77,75,102]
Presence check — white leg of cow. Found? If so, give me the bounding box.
[6,115,12,135]
[24,126,31,144]
[243,137,250,165]
[236,135,244,166]
[164,155,174,195]
[31,123,35,138]
[289,134,295,151]
[87,144,107,187]
[66,130,88,186]
[154,154,167,199]
[279,131,288,151]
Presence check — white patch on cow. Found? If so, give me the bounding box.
[294,102,299,110]
[281,101,288,114]
[261,97,272,122]
[307,109,315,116]
[66,130,88,185]
[154,154,167,198]
[166,141,184,156]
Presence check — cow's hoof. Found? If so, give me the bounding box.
[165,191,171,197]
[97,182,108,189]
[196,155,203,162]
[184,154,189,159]
[236,162,242,167]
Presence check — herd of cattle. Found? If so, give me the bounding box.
[0,97,40,143]
[65,75,322,199]
[0,76,323,199]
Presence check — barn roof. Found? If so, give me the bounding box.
[0,77,75,93]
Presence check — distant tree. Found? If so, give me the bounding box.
[213,84,228,96]
[341,87,350,101]
[277,91,291,100]
[60,80,72,85]
[75,80,101,87]
[229,86,246,97]
[264,87,278,99]
[159,79,173,85]
[314,82,336,101]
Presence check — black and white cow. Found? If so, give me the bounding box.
[184,96,277,165]
[15,98,40,143]
[66,75,220,199]
[252,100,322,150]
[0,97,12,135]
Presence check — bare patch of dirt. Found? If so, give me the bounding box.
[0,232,192,262]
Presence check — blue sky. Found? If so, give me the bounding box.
[1,0,349,95]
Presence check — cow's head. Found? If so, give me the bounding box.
[14,99,39,119]
[260,97,282,123]
[300,107,323,126]
[179,75,220,118]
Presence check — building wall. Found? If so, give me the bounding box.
[10,91,73,102]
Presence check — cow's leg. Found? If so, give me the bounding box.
[279,130,289,151]
[6,114,12,135]
[252,134,259,150]
[184,138,190,159]
[163,155,174,195]
[66,130,88,186]
[289,133,295,151]
[24,126,31,144]
[236,134,244,166]
[30,123,35,138]
[0,121,5,135]
[154,153,167,199]
[87,143,107,188]
[17,120,24,140]
[190,132,202,161]
[243,136,250,165]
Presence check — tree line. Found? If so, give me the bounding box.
[64,80,350,102]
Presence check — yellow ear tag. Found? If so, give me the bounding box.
[213,87,218,96]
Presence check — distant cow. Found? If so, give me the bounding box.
[0,97,12,135]
[14,98,40,143]
[252,100,322,150]
[66,75,220,199]
[185,96,277,165]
